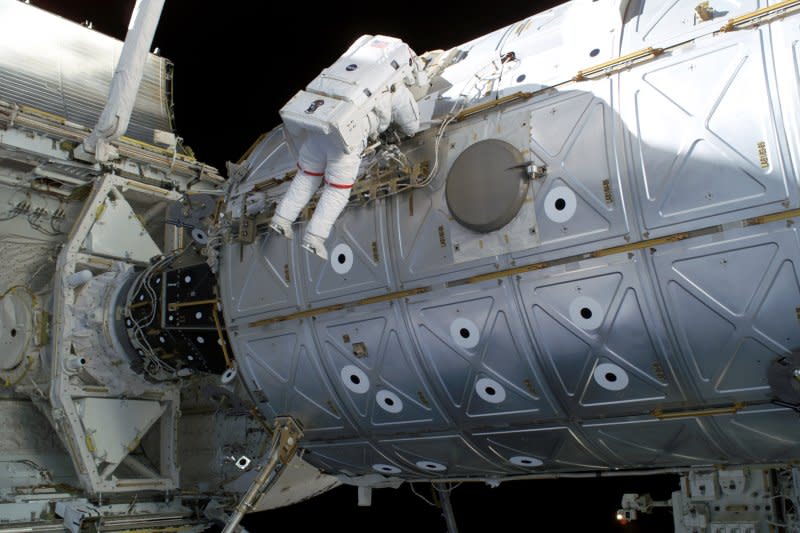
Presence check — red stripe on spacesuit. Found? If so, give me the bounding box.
[324,179,353,189]
[297,163,324,177]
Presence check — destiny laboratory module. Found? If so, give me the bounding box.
[0,0,799,531]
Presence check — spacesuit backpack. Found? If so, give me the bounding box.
[279,35,416,154]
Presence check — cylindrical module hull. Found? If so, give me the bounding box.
[220,0,800,479]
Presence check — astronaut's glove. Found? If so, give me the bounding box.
[244,191,266,216]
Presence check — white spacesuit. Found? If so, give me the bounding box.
[267,35,423,261]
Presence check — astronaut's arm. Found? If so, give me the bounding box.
[391,84,420,138]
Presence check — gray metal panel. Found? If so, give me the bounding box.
[239,128,296,188]
[311,303,451,434]
[222,129,299,325]
[519,253,685,416]
[620,26,796,235]
[223,233,299,323]
[235,322,359,441]
[581,417,728,467]
[652,222,800,403]
[302,441,403,477]
[472,426,609,472]
[379,434,508,477]
[514,84,632,263]
[406,281,560,427]
[301,201,395,306]
[620,0,760,53]
[772,16,800,199]
[710,406,800,462]
[388,177,496,285]
[0,0,173,143]
[388,106,543,285]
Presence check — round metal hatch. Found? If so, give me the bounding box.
[445,139,529,233]
[0,288,32,372]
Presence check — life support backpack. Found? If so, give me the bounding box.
[280,35,416,154]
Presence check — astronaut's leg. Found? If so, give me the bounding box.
[302,146,361,260]
[271,136,326,239]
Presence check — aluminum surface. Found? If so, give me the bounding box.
[0,0,173,144]
[220,0,800,479]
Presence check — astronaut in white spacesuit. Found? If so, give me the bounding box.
[264,35,423,261]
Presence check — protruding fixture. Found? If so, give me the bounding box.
[65,357,86,372]
[66,269,93,288]
[79,0,166,162]
[221,417,303,533]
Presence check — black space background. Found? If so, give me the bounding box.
[31,1,677,531]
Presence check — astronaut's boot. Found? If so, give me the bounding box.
[268,213,294,240]
[301,232,328,261]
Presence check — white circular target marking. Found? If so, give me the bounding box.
[373,463,402,475]
[341,364,370,394]
[476,377,506,404]
[568,296,603,331]
[331,243,354,274]
[415,460,446,472]
[593,362,629,391]
[376,389,403,413]
[544,186,577,223]
[221,367,237,384]
[450,317,479,349]
[510,456,543,468]
[191,228,209,244]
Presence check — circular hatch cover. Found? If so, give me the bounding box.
[445,139,529,233]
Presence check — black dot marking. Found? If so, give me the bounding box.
[350,374,361,385]
[605,372,617,382]
[238,459,247,466]
[555,198,566,211]
[459,328,470,339]
[337,253,346,264]
[79,358,86,365]
[516,74,526,83]
[385,397,395,406]
[590,48,600,57]
[10,328,16,337]
[486,386,496,396]
[521,459,533,465]
[580,307,592,319]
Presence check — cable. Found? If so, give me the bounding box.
[125,246,193,378]
[408,482,438,507]
[432,481,463,493]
